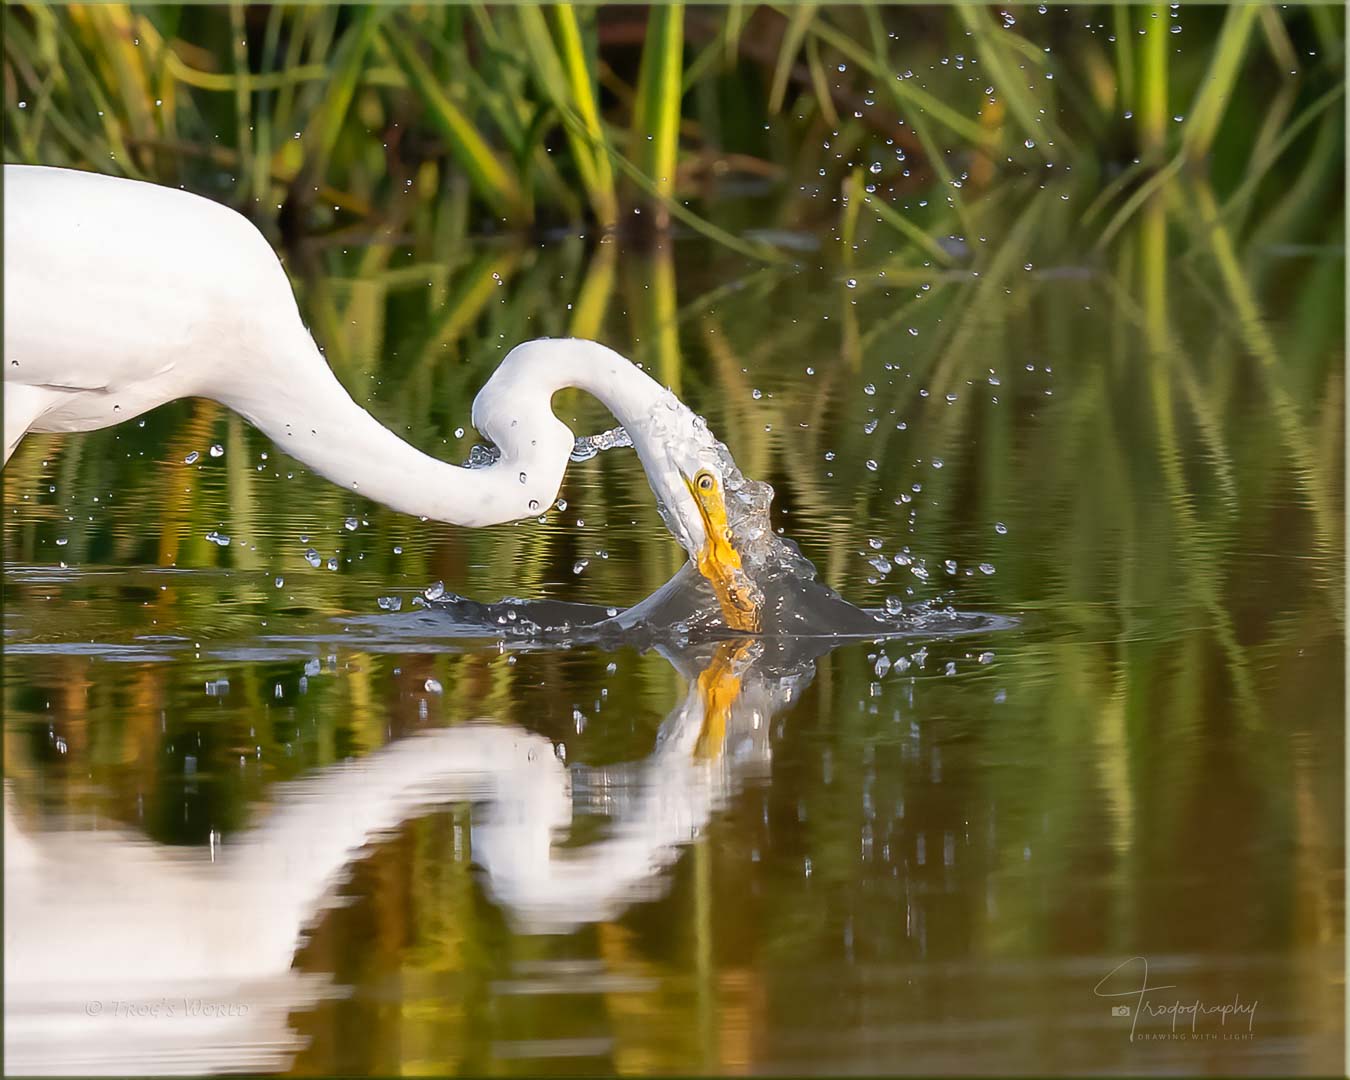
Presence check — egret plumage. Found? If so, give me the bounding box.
[2,164,756,627]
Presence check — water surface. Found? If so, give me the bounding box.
[3,172,1343,1075]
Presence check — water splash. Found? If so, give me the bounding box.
[569,425,634,462]
[465,426,635,471]
[444,390,1007,643]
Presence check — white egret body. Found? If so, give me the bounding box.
[3,164,755,625]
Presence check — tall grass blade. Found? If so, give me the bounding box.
[383,25,529,224]
[1180,5,1258,162]
[631,4,685,225]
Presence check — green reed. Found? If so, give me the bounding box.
[5,4,1342,255]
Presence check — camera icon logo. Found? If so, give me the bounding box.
[1111,1005,1131,1017]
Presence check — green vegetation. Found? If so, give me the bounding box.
[4,5,1343,248]
[2,9,1342,1072]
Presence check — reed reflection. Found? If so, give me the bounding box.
[4,629,841,1075]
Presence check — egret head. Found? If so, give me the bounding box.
[634,405,763,634]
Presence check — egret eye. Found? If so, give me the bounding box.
[695,471,716,492]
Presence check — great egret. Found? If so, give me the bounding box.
[2,164,756,628]
[4,635,802,1072]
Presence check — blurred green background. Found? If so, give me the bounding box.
[2,4,1344,1075]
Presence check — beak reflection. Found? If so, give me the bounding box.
[693,640,756,758]
[684,471,761,633]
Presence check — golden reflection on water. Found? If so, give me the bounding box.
[3,179,1344,1075]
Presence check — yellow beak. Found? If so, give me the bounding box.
[693,640,755,758]
[684,475,761,633]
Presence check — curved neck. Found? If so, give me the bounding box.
[213,334,668,528]
[472,337,670,439]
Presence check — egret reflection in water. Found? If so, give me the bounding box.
[3,625,977,1075]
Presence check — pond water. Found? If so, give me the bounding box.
[3,172,1343,1075]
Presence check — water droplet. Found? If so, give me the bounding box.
[978,563,996,575]
[846,278,858,289]
[304,548,322,567]
[209,444,224,458]
[572,559,590,575]
[865,459,879,471]
[518,471,527,484]
[205,530,230,547]
[274,576,284,588]
[863,384,876,396]
[344,517,358,531]
[326,557,338,571]
[423,581,445,601]
[55,537,68,546]
[884,596,904,615]
[994,522,1008,535]
[377,595,403,612]
[393,544,403,555]
[528,499,540,512]
[184,451,200,465]
[424,678,443,694]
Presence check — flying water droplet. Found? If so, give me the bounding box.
[424,678,443,694]
[573,559,589,575]
[464,443,502,469]
[209,444,224,458]
[570,426,634,462]
[205,530,230,547]
[424,581,446,601]
[343,517,358,531]
[377,595,403,612]
[184,451,200,465]
[304,549,322,567]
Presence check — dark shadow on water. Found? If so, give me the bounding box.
[395,561,1015,650]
